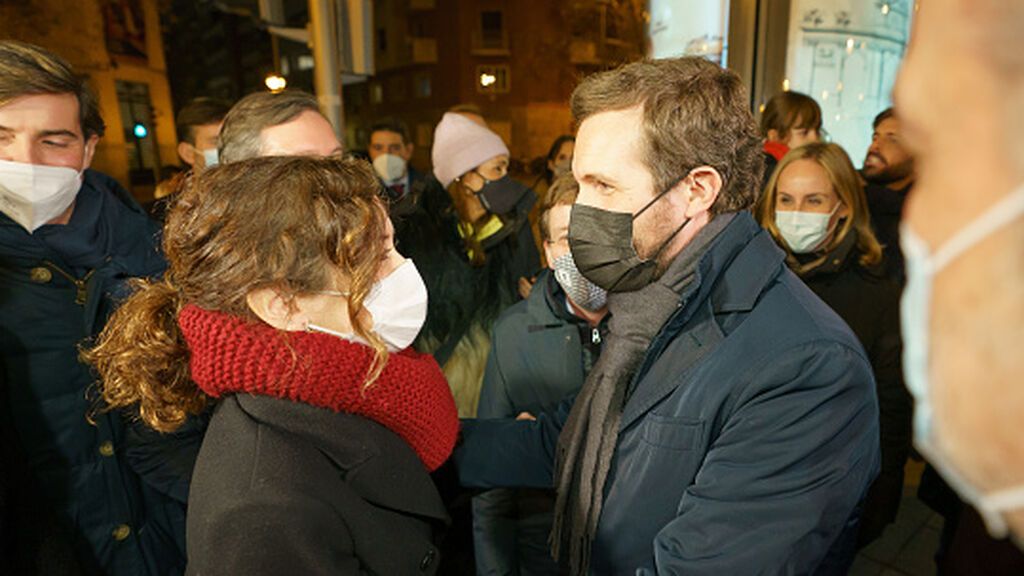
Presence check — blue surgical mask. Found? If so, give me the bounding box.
[202,148,219,168]
[774,204,839,253]
[901,182,1024,539]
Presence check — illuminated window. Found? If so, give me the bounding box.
[476,65,510,94]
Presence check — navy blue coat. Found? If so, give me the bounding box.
[477,270,602,420]
[456,213,881,574]
[0,171,186,575]
[474,271,604,575]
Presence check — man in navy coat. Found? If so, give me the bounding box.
[456,56,880,575]
[0,41,186,574]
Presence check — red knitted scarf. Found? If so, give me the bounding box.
[178,304,458,471]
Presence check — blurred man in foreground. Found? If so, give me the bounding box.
[894,0,1024,565]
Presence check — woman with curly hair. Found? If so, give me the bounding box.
[84,155,458,574]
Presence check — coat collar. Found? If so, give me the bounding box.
[0,170,161,273]
[234,394,450,525]
[667,211,787,317]
[536,269,589,326]
[619,212,787,429]
[709,222,787,313]
[795,229,886,282]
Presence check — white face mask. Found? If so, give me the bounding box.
[901,182,1024,539]
[201,148,219,168]
[0,159,82,233]
[774,204,839,254]
[372,153,407,184]
[552,252,607,312]
[308,259,428,352]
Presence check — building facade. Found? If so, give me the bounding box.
[344,0,646,172]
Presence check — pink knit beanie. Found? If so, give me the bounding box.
[431,112,510,188]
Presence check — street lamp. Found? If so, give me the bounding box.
[265,74,288,93]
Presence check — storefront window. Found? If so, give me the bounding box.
[648,0,730,65]
[784,0,913,162]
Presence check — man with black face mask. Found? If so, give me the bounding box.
[455,57,880,575]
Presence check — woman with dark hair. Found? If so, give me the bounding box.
[760,91,823,185]
[755,142,911,548]
[536,135,575,190]
[528,135,576,255]
[84,156,458,574]
[423,112,540,418]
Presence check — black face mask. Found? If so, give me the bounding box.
[473,174,529,215]
[568,184,690,293]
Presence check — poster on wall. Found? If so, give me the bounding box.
[647,0,730,65]
[103,0,147,61]
[784,0,913,163]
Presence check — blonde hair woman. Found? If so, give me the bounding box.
[755,142,910,548]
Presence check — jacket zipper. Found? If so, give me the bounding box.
[43,260,95,306]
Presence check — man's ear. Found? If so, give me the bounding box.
[543,241,557,270]
[684,166,723,218]
[177,141,196,167]
[246,287,303,331]
[81,134,99,170]
[404,142,415,161]
[766,128,781,143]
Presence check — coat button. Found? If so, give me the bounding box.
[29,267,52,283]
[112,524,131,541]
[98,441,114,457]
[419,549,436,571]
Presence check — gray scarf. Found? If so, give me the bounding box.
[551,213,734,574]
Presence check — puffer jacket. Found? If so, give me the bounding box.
[0,170,187,575]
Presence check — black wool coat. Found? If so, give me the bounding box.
[796,231,911,545]
[186,395,450,576]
